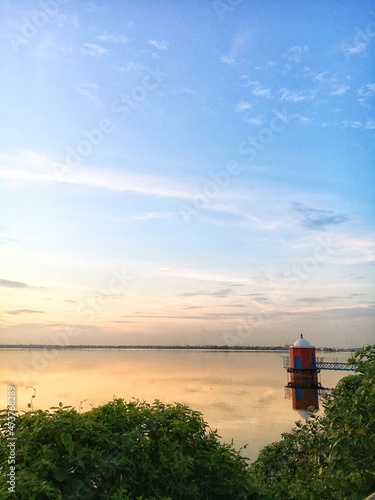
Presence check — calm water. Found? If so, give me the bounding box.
[0,349,352,461]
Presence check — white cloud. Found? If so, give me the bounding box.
[127,212,175,221]
[245,117,264,126]
[331,85,350,96]
[314,72,327,83]
[357,98,368,107]
[365,120,375,129]
[327,234,375,265]
[341,42,367,57]
[252,87,271,97]
[117,62,145,74]
[0,151,193,200]
[75,84,103,106]
[287,45,309,63]
[96,33,129,44]
[358,83,375,96]
[280,88,313,102]
[241,78,264,89]
[341,120,362,129]
[148,40,169,50]
[293,114,312,125]
[239,78,271,97]
[220,56,235,65]
[172,88,195,95]
[81,43,107,57]
[357,83,375,107]
[235,101,252,112]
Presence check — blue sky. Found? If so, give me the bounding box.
[0,0,374,347]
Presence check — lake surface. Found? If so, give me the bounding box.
[0,349,352,461]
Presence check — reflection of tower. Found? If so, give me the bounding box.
[287,334,319,416]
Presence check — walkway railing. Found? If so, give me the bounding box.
[283,357,356,371]
[284,386,332,399]
[316,361,356,371]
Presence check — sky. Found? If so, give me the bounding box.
[0,0,374,348]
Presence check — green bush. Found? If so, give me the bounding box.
[0,399,258,499]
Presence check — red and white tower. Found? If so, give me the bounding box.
[288,334,319,414]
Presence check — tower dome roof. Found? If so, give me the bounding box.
[293,334,314,348]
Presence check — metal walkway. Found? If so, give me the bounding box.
[316,361,356,371]
[283,357,356,371]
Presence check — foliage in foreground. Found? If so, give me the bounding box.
[250,345,375,500]
[0,399,258,499]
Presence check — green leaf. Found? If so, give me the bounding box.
[61,431,75,453]
[54,467,68,482]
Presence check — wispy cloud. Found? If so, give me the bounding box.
[341,120,363,129]
[241,78,270,98]
[240,77,258,88]
[329,235,375,265]
[180,88,195,94]
[125,212,175,221]
[81,43,107,57]
[280,88,313,102]
[291,114,312,125]
[296,297,342,304]
[220,56,235,65]
[0,151,193,200]
[118,62,145,74]
[314,72,327,83]
[119,312,241,321]
[292,204,349,230]
[75,83,103,106]
[235,100,252,112]
[251,87,271,98]
[331,85,350,95]
[177,288,234,298]
[148,40,169,50]
[245,117,264,126]
[341,42,368,58]
[96,33,129,44]
[287,45,309,63]
[6,309,44,315]
[357,83,375,106]
[0,279,29,288]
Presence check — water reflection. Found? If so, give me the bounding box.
[0,349,351,461]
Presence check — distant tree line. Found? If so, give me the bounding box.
[0,344,356,352]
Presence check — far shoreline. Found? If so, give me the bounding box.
[0,344,357,352]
